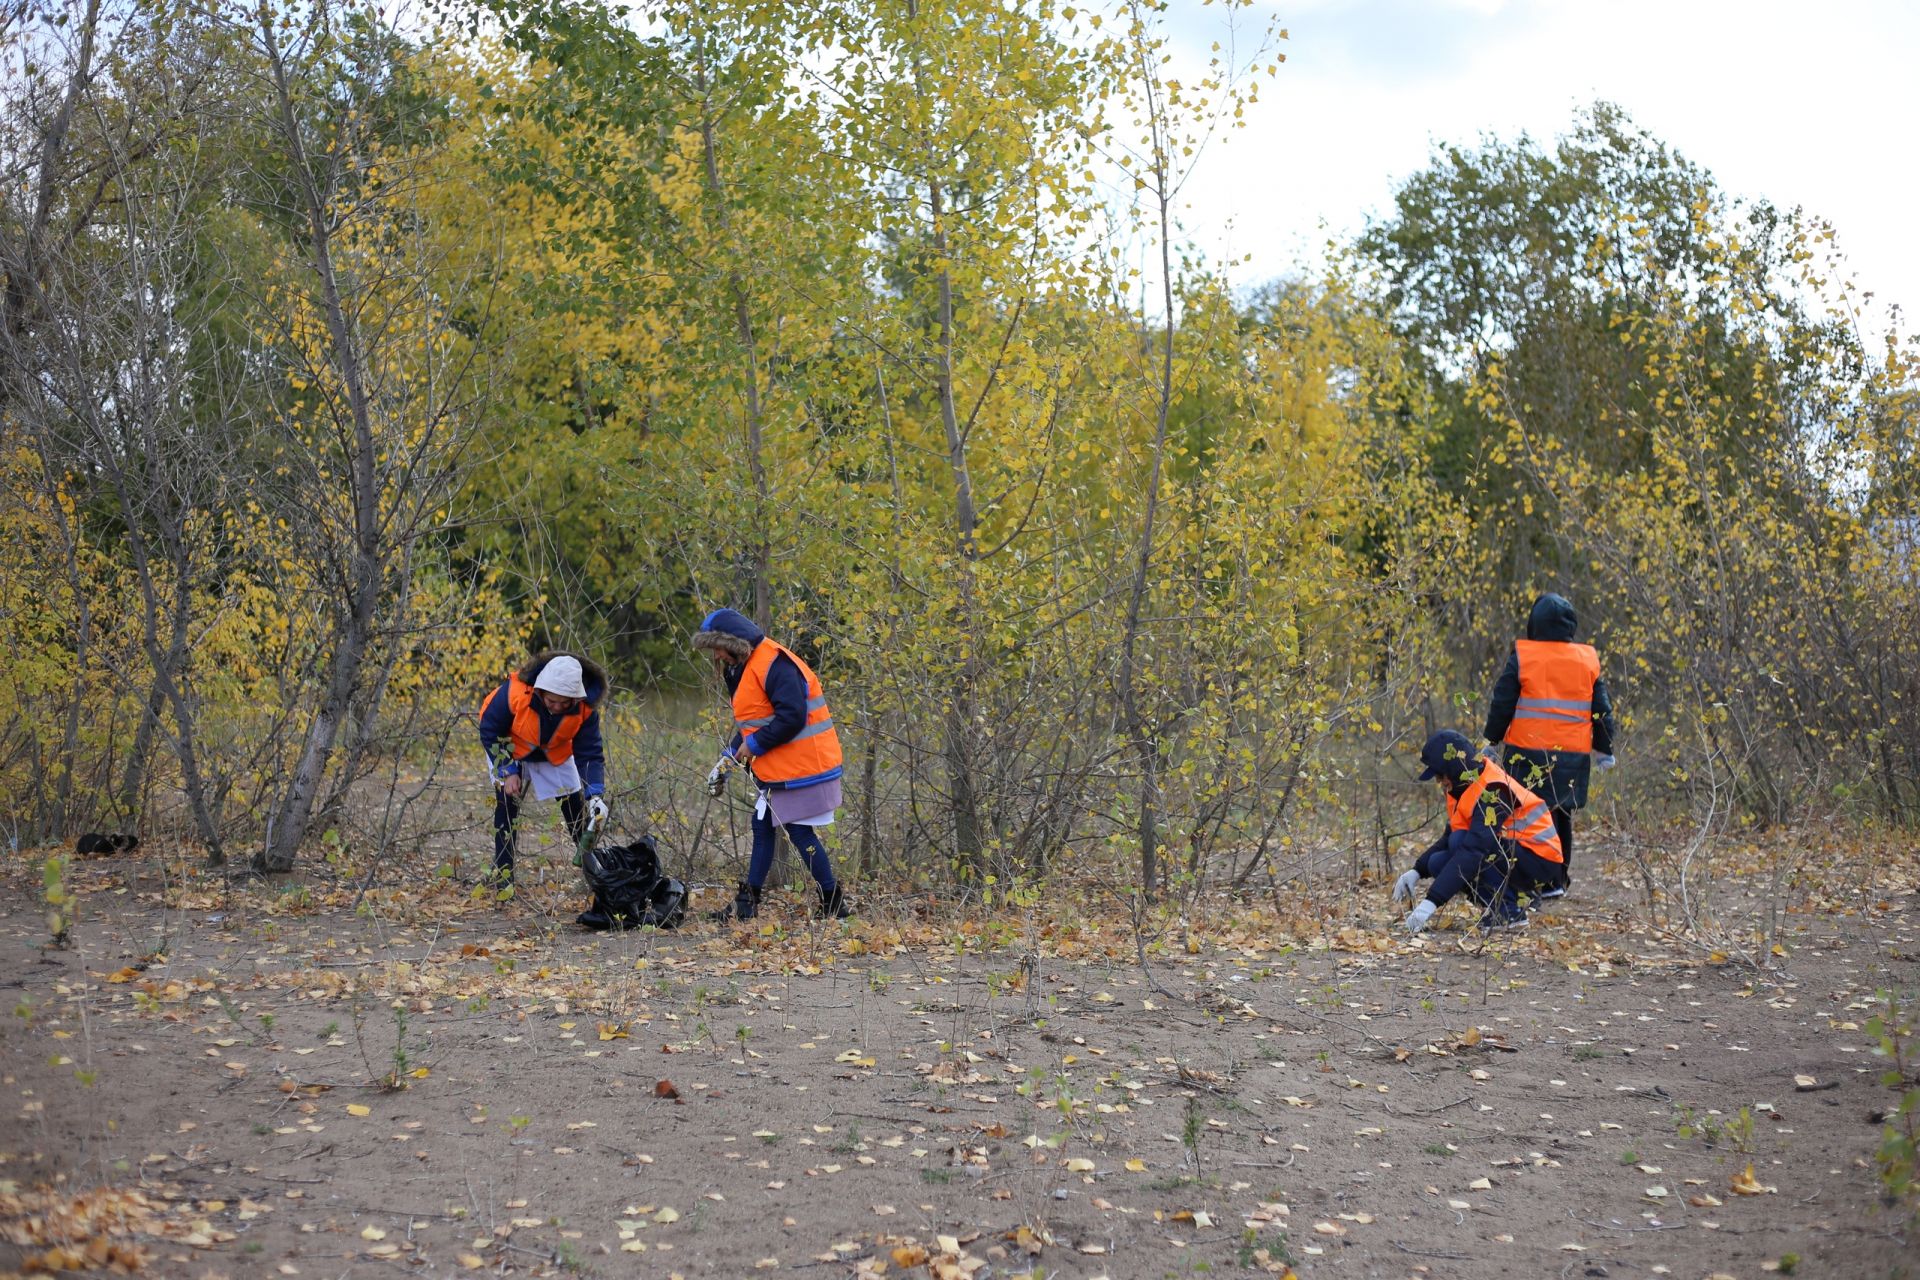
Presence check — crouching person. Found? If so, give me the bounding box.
[477,652,610,889]
[692,609,851,922]
[1392,730,1564,933]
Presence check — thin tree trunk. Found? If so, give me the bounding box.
[856,321,907,881]
[0,0,100,376]
[693,65,772,631]
[51,593,91,836]
[39,458,95,838]
[33,344,221,857]
[115,678,166,827]
[1116,14,1179,900]
[321,544,416,828]
[258,5,384,871]
[3,0,104,839]
[907,0,985,872]
[110,483,224,862]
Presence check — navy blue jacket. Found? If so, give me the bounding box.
[1413,778,1521,906]
[700,609,813,763]
[478,665,606,795]
[1483,594,1615,810]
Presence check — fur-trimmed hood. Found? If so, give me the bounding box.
[516,651,609,705]
[691,608,763,661]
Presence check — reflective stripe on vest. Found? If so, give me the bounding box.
[1447,756,1564,863]
[731,640,844,787]
[478,674,593,766]
[735,695,828,733]
[1504,640,1600,753]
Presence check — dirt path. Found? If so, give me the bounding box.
[2,846,1916,1279]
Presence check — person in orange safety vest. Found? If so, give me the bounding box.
[692,609,850,923]
[1483,593,1616,897]
[1392,730,1565,933]
[477,652,609,888]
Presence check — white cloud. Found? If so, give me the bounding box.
[1163,0,1920,324]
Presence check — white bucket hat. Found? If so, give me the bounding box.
[532,655,587,699]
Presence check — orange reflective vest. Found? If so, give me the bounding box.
[1503,639,1601,753]
[479,674,594,766]
[734,640,843,788]
[1448,756,1564,863]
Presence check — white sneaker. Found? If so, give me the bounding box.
[1538,886,1566,901]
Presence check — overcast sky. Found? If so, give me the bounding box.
[1163,0,1917,327]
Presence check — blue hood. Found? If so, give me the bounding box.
[697,608,764,648]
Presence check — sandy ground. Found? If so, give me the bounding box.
[2,835,1917,1280]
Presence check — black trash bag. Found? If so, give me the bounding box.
[579,836,688,930]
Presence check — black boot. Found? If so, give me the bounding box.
[711,881,761,924]
[818,883,852,920]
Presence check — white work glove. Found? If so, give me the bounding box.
[1404,899,1438,934]
[586,795,609,828]
[1392,869,1421,903]
[1594,753,1617,771]
[706,755,732,797]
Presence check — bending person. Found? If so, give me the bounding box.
[477,652,610,889]
[693,609,851,922]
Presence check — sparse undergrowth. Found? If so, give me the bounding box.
[1869,989,1920,1224]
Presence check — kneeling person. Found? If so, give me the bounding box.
[1392,729,1563,933]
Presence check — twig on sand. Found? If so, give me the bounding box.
[833,1111,926,1127]
[1569,1208,1687,1233]
[793,1257,873,1270]
[1384,1094,1472,1117]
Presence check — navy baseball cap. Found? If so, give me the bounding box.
[1417,729,1478,781]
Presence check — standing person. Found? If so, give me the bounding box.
[1391,729,1565,932]
[1483,592,1616,897]
[693,608,851,921]
[477,652,610,888]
